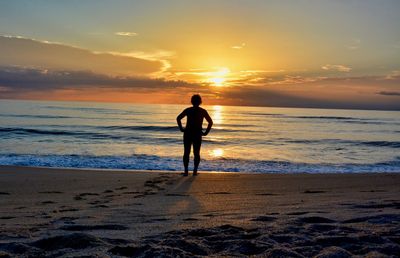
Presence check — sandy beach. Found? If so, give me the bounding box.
[0,166,399,257]
[2,0,400,257]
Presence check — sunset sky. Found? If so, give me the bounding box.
[0,0,399,110]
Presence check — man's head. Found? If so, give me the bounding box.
[191,94,202,107]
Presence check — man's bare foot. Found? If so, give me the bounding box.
[182,172,189,176]
[193,171,198,176]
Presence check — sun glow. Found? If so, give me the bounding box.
[209,77,225,87]
[212,148,224,157]
[208,67,230,87]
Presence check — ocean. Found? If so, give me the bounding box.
[0,99,399,173]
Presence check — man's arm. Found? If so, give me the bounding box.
[176,109,187,132]
[202,110,213,136]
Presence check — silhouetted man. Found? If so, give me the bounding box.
[177,94,213,176]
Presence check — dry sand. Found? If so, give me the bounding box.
[0,165,399,257]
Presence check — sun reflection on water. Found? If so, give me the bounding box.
[211,105,224,125]
[211,148,224,157]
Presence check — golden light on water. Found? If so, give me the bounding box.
[212,148,224,157]
[211,105,224,123]
[208,106,224,159]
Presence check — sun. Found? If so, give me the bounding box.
[211,148,224,157]
[207,67,230,87]
[209,77,226,87]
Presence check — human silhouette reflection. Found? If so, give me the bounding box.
[177,94,213,176]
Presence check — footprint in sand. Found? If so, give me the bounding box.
[60,224,128,231]
[360,189,386,193]
[255,193,278,196]
[183,217,199,221]
[39,201,56,205]
[115,186,128,190]
[0,216,16,220]
[342,214,400,224]
[203,214,216,217]
[143,175,175,191]
[53,207,79,213]
[206,192,231,195]
[31,233,105,251]
[38,191,63,194]
[0,192,10,195]
[145,217,170,223]
[286,211,309,215]
[303,190,326,194]
[133,194,146,198]
[351,201,400,209]
[93,204,109,208]
[79,193,99,197]
[122,191,140,195]
[297,216,336,224]
[251,215,277,222]
[165,193,189,197]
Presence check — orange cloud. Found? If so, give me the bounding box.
[0,36,162,76]
[115,32,138,37]
[322,64,351,72]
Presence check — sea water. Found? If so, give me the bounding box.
[0,99,399,173]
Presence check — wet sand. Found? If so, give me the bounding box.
[0,165,399,257]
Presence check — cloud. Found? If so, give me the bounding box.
[174,67,229,77]
[0,66,198,93]
[110,50,175,74]
[168,67,231,84]
[1,65,399,110]
[239,69,285,75]
[231,43,246,49]
[115,32,138,37]
[377,91,400,96]
[267,75,321,85]
[322,64,351,72]
[0,65,211,104]
[218,86,400,110]
[230,71,321,86]
[0,35,162,76]
[214,71,400,110]
[385,70,400,80]
[220,87,336,108]
[169,68,289,87]
[116,50,175,60]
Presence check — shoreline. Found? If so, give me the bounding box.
[1,165,399,257]
[0,165,239,174]
[1,164,399,175]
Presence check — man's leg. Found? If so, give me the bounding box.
[193,136,202,175]
[183,136,191,175]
